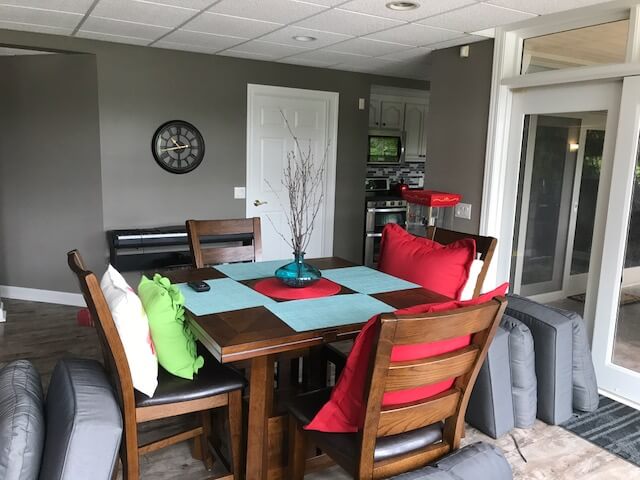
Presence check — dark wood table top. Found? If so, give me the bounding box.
[162,257,449,364]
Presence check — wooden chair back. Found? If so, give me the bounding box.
[186,218,262,268]
[67,250,136,424]
[425,226,497,298]
[358,297,507,479]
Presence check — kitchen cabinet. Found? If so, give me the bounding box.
[379,101,404,129]
[369,97,381,128]
[404,102,427,162]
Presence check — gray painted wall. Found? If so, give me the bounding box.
[0,53,103,291]
[0,29,427,293]
[425,40,494,234]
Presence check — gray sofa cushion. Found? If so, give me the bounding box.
[0,360,45,480]
[39,359,122,480]
[466,327,515,438]
[390,442,512,479]
[542,304,599,412]
[501,315,537,428]
[505,294,573,425]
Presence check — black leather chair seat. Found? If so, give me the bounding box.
[288,388,443,472]
[135,348,246,408]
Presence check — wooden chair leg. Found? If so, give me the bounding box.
[199,410,215,470]
[228,390,244,480]
[120,421,140,480]
[288,416,306,480]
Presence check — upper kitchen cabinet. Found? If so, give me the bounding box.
[369,87,429,163]
[404,103,427,162]
[379,101,404,129]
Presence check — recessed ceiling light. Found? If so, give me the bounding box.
[386,1,419,11]
[293,35,317,42]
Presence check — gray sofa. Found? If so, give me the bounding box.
[466,294,599,438]
[0,359,123,480]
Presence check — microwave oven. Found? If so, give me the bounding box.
[368,129,405,164]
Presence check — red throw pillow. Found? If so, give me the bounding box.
[378,224,476,300]
[304,283,509,433]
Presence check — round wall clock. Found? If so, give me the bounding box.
[152,120,205,174]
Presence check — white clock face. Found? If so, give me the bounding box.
[153,121,204,174]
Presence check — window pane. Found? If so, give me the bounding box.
[521,20,629,75]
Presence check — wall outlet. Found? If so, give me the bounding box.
[234,187,246,199]
[455,202,472,220]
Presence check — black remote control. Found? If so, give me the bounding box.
[187,281,210,292]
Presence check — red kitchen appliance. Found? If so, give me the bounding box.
[403,190,461,234]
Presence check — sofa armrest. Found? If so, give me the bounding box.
[39,359,123,480]
[505,294,573,425]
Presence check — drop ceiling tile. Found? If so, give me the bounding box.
[182,12,281,38]
[296,8,404,36]
[81,16,171,40]
[376,46,432,61]
[426,34,485,49]
[284,48,368,65]
[0,5,82,31]
[327,37,411,56]
[0,20,73,35]
[259,26,351,48]
[0,0,94,14]
[160,29,246,50]
[91,0,197,28]
[218,50,273,60]
[76,30,151,45]
[208,0,327,24]
[486,0,608,15]
[417,3,535,33]
[147,0,215,10]
[365,23,460,47]
[154,40,219,53]
[303,0,346,6]
[339,0,476,21]
[222,40,310,58]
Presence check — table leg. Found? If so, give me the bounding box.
[246,355,275,480]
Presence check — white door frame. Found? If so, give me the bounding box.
[245,84,339,258]
[592,75,640,402]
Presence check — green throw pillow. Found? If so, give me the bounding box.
[138,274,204,380]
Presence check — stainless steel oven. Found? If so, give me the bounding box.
[364,198,407,267]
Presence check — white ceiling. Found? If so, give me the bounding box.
[0,0,615,79]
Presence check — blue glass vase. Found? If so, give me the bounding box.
[275,251,321,288]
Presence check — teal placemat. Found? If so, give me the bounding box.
[177,278,275,316]
[214,260,289,281]
[265,294,394,332]
[321,266,419,294]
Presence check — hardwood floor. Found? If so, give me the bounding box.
[2,298,639,479]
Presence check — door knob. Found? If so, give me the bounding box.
[253,199,268,207]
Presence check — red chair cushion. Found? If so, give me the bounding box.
[304,283,509,433]
[378,224,476,300]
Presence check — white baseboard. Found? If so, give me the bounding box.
[0,285,86,307]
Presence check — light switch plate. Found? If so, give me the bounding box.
[358,98,365,110]
[234,187,246,199]
[455,202,472,220]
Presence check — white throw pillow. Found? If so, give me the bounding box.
[100,265,158,397]
[459,259,484,301]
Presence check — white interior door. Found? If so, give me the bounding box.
[246,84,338,261]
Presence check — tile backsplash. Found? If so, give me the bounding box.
[366,163,425,188]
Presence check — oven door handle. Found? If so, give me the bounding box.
[367,207,407,213]
[366,233,383,238]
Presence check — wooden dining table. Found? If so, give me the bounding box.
[163,257,449,480]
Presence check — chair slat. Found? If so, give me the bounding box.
[384,346,479,392]
[194,218,256,236]
[377,389,460,437]
[201,245,256,265]
[390,301,500,345]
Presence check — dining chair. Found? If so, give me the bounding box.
[288,297,507,479]
[186,218,262,268]
[425,226,497,299]
[67,250,245,480]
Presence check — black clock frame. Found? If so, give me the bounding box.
[151,120,205,174]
